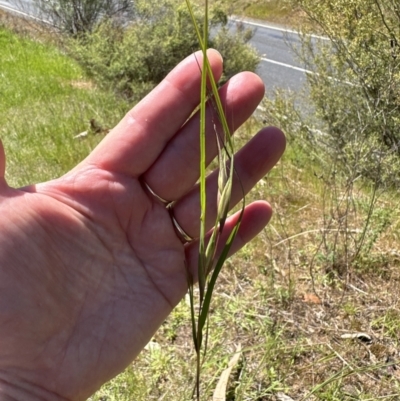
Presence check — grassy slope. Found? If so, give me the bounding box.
[224,0,299,23]
[196,0,306,27]
[0,21,129,187]
[2,11,400,401]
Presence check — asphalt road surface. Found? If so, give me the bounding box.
[0,0,38,21]
[228,17,312,95]
[0,0,323,96]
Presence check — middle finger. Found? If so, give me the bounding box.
[142,71,265,202]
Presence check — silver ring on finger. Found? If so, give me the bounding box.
[167,204,194,244]
[142,180,170,205]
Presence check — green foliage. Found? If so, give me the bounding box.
[212,24,259,83]
[34,0,133,35]
[261,0,400,277]
[289,0,400,187]
[184,0,245,398]
[68,0,259,100]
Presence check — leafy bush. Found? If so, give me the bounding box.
[261,0,400,277]
[33,0,134,35]
[68,0,260,100]
[285,0,400,187]
[212,23,259,83]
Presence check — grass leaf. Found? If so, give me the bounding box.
[185,0,245,398]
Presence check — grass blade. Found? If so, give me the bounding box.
[184,1,245,399]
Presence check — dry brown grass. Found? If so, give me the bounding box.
[236,128,400,400]
[199,0,309,28]
[0,8,48,37]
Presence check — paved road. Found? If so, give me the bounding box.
[228,18,313,95]
[0,0,322,95]
[0,0,39,21]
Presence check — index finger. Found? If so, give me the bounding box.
[84,50,224,177]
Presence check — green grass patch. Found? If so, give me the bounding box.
[0,26,129,187]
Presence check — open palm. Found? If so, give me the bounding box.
[0,50,285,401]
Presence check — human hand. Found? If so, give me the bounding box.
[0,50,285,401]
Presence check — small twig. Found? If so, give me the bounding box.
[326,343,354,371]
[346,283,368,295]
[273,228,363,247]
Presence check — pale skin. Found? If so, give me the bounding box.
[0,50,285,401]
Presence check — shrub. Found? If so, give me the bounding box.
[286,0,400,187]
[68,0,260,100]
[33,0,134,35]
[261,0,400,278]
[212,23,259,83]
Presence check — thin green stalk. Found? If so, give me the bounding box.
[185,1,245,399]
[197,0,208,305]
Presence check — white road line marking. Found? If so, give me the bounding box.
[230,17,329,41]
[261,57,314,74]
[0,3,51,25]
[261,57,356,86]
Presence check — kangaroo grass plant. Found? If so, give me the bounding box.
[185,0,245,399]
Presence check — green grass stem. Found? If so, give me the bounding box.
[185,1,245,398]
